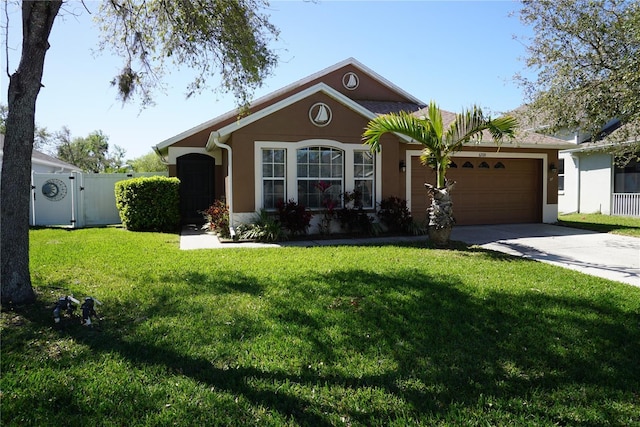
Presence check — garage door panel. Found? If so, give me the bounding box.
[410,157,542,225]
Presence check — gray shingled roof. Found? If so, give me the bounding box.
[412,105,572,147]
[0,136,81,170]
[355,100,425,115]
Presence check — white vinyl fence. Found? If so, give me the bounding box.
[30,172,167,227]
[612,193,640,217]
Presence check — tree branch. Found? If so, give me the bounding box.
[3,0,9,78]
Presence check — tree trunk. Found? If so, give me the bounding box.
[1,1,62,305]
[425,181,455,247]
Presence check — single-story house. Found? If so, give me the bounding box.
[559,121,640,217]
[0,134,81,175]
[154,58,572,230]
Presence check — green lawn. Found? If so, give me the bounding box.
[2,228,639,426]
[558,213,640,237]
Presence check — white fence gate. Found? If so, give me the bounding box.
[31,172,167,227]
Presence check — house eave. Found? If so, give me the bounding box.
[32,157,82,172]
[400,139,575,150]
[561,139,637,154]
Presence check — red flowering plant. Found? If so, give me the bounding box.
[276,199,312,236]
[200,199,230,238]
[336,190,375,235]
[314,181,339,235]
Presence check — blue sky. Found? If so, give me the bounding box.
[1,0,533,159]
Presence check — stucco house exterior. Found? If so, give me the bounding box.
[154,58,572,231]
[558,122,640,217]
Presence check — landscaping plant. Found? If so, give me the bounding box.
[363,102,517,246]
[200,199,231,238]
[336,191,376,236]
[276,199,312,236]
[235,210,286,242]
[114,176,180,232]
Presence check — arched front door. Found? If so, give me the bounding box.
[176,153,215,225]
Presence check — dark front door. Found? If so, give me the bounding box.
[177,154,215,225]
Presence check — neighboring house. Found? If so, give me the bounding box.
[558,121,640,217]
[0,134,82,175]
[154,58,572,230]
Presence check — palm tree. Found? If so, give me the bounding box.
[363,101,517,246]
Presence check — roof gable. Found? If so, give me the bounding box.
[205,83,414,148]
[156,58,423,152]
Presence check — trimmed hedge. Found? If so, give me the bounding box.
[115,176,180,232]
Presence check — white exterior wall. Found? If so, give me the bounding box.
[558,152,579,214]
[578,153,613,214]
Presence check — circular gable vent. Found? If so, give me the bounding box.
[342,72,359,90]
[309,102,332,127]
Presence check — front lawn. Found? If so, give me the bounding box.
[558,212,640,237]
[2,228,639,426]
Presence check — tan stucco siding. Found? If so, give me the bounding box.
[170,128,212,148]
[381,135,403,199]
[228,133,256,212]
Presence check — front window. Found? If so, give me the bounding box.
[614,158,640,193]
[262,149,285,209]
[354,150,374,208]
[558,159,565,192]
[297,147,343,209]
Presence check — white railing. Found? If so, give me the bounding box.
[612,193,640,217]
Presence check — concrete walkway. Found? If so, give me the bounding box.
[180,224,640,287]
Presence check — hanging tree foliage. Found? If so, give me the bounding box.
[1,0,279,305]
[517,0,640,161]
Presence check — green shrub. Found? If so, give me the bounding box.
[115,176,180,232]
[236,210,287,242]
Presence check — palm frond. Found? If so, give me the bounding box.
[486,115,518,141]
[362,101,518,189]
[445,107,517,150]
[363,112,434,152]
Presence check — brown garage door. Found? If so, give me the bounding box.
[411,157,542,225]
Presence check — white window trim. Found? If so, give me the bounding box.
[261,148,287,209]
[255,139,381,211]
[353,149,376,209]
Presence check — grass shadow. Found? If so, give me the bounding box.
[5,257,640,425]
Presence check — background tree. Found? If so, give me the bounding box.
[0,104,6,134]
[128,151,168,173]
[517,0,640,160]
[1,103,52,152]
[1,0,279,305]
[54,128,125,173]
[363,102,516,246]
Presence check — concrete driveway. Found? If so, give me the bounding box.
[451,223,640,287]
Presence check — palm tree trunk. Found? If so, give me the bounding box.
[425,181,455,247]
